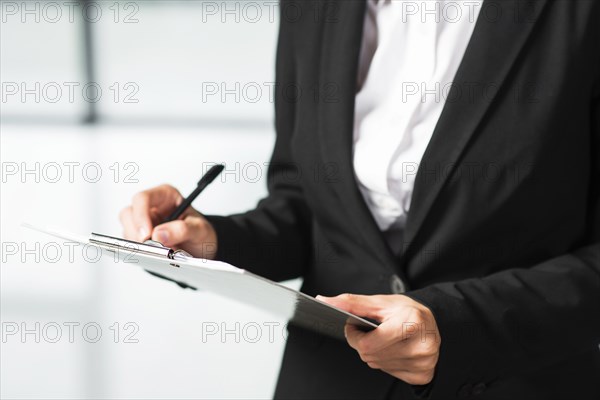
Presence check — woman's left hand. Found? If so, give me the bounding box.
[317,294,441,385]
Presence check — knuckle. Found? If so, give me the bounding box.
[159,183,176,193]
[366,362,380,370]
[356,338,372,355]
[132,191,147,204]
[421,341,438,357]
[412,310,424,324]
[340,293,355,302]
[413,344,433,359]
[413,356,436,372]
[359,352,375,364]
[410,308,427,324]
[420,370,435,384]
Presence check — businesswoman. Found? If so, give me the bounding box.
[120,1,600,399]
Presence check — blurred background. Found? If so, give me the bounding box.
[1,1,299,398]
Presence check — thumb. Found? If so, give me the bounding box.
[152,220,196,248]
[317,293,384,321]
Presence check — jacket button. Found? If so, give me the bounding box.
[472,382,487,395]
[390,274,406,294]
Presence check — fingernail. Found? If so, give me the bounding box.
[139,227,149,240]
[156,230,169,244]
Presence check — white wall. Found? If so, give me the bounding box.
[1,1,297,398]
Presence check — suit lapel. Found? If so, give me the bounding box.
[403,0,549,253]
[317,0,400,272]
[316,0,549,273]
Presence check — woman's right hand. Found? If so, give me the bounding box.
[119,184,218,259]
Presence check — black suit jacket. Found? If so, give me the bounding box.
[207,1,600,399]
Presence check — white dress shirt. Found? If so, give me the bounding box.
[353,0,482,233]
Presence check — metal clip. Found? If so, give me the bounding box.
[90,233,174,259]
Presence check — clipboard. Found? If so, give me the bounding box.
[25,225,379,340]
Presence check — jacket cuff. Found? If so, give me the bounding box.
[403,285,497,399]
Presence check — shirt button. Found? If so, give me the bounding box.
[390,274,406,294]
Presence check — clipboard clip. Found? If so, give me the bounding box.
[89,233,196,290]
[89,233,191,260]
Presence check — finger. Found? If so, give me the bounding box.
[152,220,188,247]
[358,329,440,374]
[152,217,209,248]
[131,191,153,241]
[119,206,139,241]
[316,293,385,321]
[374,353,438,373]
[346,317,409,355]
[345,323,398,355]
[131,185,182,241]
[345,323,369,351]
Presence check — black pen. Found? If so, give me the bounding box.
[164,164,225,223]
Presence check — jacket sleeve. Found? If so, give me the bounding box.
[205,12,312,282]
[405,90,600,398]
